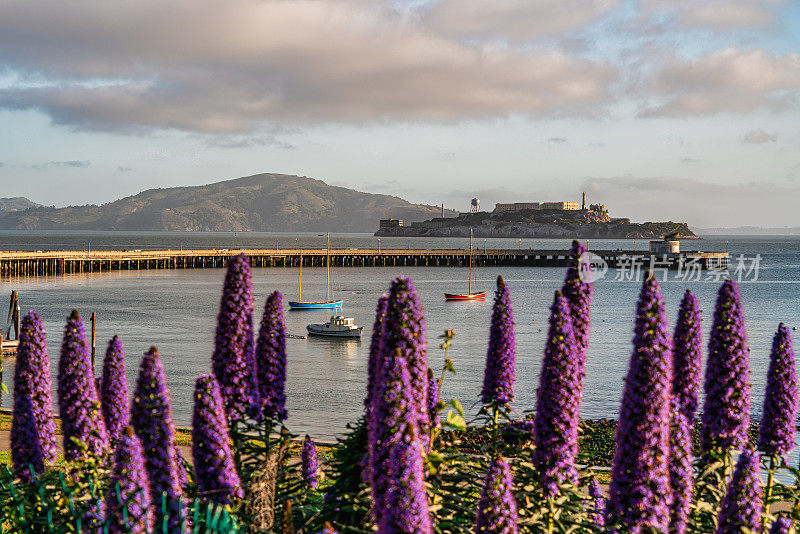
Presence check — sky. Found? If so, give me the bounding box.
[0,0,799,228]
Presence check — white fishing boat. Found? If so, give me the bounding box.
[306,315,364,339]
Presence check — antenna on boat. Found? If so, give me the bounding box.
[326,233,331,303]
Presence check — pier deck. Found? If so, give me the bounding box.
[0,248,729,277]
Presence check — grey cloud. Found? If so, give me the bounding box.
[581,176,800,227]
[641,0,780,31]
[681,157,701,163]
[0,0,618,135]
[117,166,134,173]
[742,129,778,143]
[639,47,800,117]
[421,0,621,43]
[48,160,90,167]
[548,137,568,143]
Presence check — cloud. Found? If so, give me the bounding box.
[548,137,568,143]
[48,160,90,167]
[641,0,781,31]
[421,0,620,43]
[581,176,800,227]
[0,0,618,135]
[742,128,778,143]
[681,157,701,163]
[117,166,134,173]
[639,47,800,117]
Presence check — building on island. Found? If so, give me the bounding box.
[379,218,403,228]
[494,201,580,212]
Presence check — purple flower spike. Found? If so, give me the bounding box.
[606,274,672,532]
[769,517,792,534]
[57,310,109,461]
[105,427,153,534]
[532,291,582,497]
[474,455,518,534]
[192,374,241,505]
[561,239,593,359]
[302,435,319,489]
[384,277,429,433]
[758,324,798,458]
[130,347,187,533]
[482,275,516,406]
[318,522,338,534]
[212,253,259,422]
[702,279,750,451]
[427,368,440,427]
[366,295,389,412]
[588,478,605,528]
[716,448,762,534]
[670,290,702,534]
[368,350,421,527]
[255,290,287,422]
[10,311,57,482]
[379,438,432,534]
[101,335,129,446]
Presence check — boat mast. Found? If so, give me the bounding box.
[326,233,331,302]
[469,227,473,294]
[299,248,303,302]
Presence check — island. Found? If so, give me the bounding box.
[375,197,698,239]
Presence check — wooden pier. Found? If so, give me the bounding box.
[0,248,728,277]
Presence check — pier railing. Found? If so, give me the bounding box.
[0,248,729,277]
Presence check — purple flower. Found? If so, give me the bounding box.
[670,290,702,534]
[701,279,750,451]
[57,310,109,461]
[105,427,153,534]
[379,438,432,534]
[669,409,693,534]
[101,335,129,445]
[672,290,703,421]
[474,455,518,534]
[383,277,429,434]
[606,274,672,532]
[758,324,798,458]
[130,347,187,533]
[174,441,189,489]
[769,517,792,534]
[427,368,440,427]
[561,239,593,359]
[588,477,605,528]
[482,275,516,406]
[10,311,57,482]
[192,374,241,505]
[212,253,259,422]
[368,349,422,527]
[366,295,389,412]
[318,523,338,534]
[532,291,582,497]
[716,448,762,534]
[254,290,287,422]
[302,435,319,489]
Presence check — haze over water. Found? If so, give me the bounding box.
[1,232,798,444]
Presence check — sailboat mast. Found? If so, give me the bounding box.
[326,233,331,302]
[469,227,473,294]
[299,248,303,302]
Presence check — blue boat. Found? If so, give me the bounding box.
[288,233,344,311]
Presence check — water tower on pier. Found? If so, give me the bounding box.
[470,198,480,213]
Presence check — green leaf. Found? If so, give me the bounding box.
[1,383,7,395]
[443,411,466,431]
[449,399,464,418]
[444,358,456,374]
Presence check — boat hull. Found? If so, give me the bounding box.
[444,292,487,301]
[306,325,364,338]
[289,300,343,310]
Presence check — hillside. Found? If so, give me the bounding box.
[0,197,41,213]
[0,174,453,232]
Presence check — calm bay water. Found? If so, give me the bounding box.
[1,231,799,443]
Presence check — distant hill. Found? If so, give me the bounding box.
[697,226,800,236]
[0,174,453,232]
[0,197,41,213]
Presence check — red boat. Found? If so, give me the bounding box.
[444,291,487,301]
[445,228,486,301]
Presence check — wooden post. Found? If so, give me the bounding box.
[91,312,97,370]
